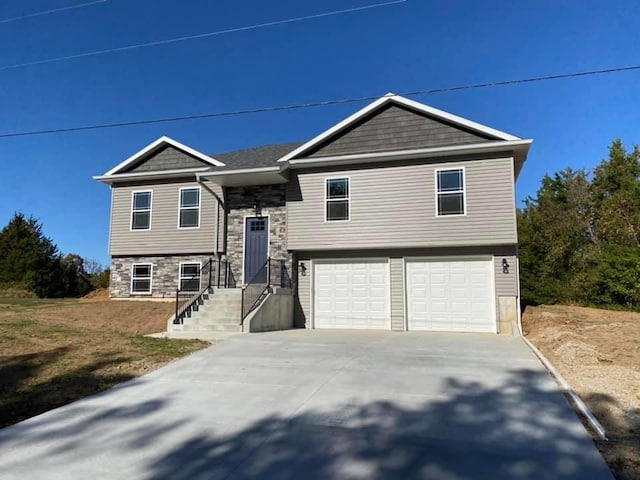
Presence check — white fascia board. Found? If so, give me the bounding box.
[287,139,532,168]
[197,166,281,177]
[103,136,225,176]
[93,167,210,184]
[277,94,521,163]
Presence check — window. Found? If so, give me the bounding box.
[131,264,152,294]
[436,168,465,216]
[179,187,200,228]
[131,191,151,230]
[325,178,350,221]
[179,262,201,292]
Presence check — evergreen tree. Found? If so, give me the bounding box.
[0,213,62,297]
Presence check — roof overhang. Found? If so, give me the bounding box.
[197,166,288,186]
[287,139,532,179]
[278,93,521,162]
[93,167,211,184]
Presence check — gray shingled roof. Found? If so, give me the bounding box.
[210,142,304,171]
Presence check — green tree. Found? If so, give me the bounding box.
[518,168,595,304]
[591,139,640,246]
[0,213,62,297]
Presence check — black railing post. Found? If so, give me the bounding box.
[280,260,285,288]
[175,288,179,322]
[240,288,245,324]
[208,258,213,289]
[216,258,221,288]
[267,257,271,286]
[225,261,229,288]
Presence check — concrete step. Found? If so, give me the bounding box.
[146,330,242,342]
[182,323,242,332]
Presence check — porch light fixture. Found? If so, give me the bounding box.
[253,197,262,218]
[299,262,307,277]
[502,258,510,274]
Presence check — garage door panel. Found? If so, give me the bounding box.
[314,260,390,329]
[407,259,495,333]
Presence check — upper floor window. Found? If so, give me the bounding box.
[179,187,200,228]
[325,177,350,221]
[131,263,152,294]
[131,191,152,230]
[436,168,465,216]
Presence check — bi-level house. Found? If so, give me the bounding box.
[94,94,532,337]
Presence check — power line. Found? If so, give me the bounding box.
[0,0,108,25]
[1,63,639,139]
[0,0,406,71]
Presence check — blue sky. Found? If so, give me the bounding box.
[1,0,639,266]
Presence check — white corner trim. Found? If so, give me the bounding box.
[277,94,521,163]
[103,136,225,176]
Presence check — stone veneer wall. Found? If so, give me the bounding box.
[225,185,291,284]
[110,254,215,299]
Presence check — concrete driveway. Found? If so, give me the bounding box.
[0,330,612,479]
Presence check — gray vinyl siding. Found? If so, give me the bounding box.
[287,157,517,250]
[305,104,494,158]
[109,180,223,255]
[390,257,405,331]
[494,255,518,296]
[123,146,211,173]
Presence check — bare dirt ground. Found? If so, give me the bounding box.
[0,295,208,429]
[523,305,640,480]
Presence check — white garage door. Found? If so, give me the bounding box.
[314,260,390,329]
[406,258,495,332]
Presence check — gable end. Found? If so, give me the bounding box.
[122,145,213,173]
[302,104,498,159]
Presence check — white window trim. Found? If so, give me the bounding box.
[324,176,351,223]
[435,167,467,217]
[179,261,202,292]
[130,190,152,231]
[130,263,153,295]
[178,186,201,229]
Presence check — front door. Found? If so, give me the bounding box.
[244,217,268,283]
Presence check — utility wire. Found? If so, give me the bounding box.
[0,0,406,71]
[0,0,108,25]
[1,63,638,139]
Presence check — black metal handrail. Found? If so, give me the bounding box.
[241,258,292,323]
[173,258,238,324]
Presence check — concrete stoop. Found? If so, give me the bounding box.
[164,288,245,341]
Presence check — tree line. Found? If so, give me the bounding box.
[518,139,640,309]
[0,213,109,297]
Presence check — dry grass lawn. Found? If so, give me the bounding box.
[0,292,208,429]
[523,305,640,480]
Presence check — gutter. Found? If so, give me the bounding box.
[522,336,608,441]
[93,167,210,184]
[196,166,282,179]
[287,139,533,168]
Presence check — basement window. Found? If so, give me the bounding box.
[131,264,152,294]
[179,263,201,292]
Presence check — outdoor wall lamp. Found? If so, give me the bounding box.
[253,198,262,218]
[502,258,510,274]
[299,262,307,276]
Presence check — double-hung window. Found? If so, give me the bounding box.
[179,263,201,292]
[325,178,350,221]
[131,191,152,230]
[179,187,200,228]
[131,264,152,294]
[436,168,465,216]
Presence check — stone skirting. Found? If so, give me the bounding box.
[224,185,292,283]
[110,254,215,299]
